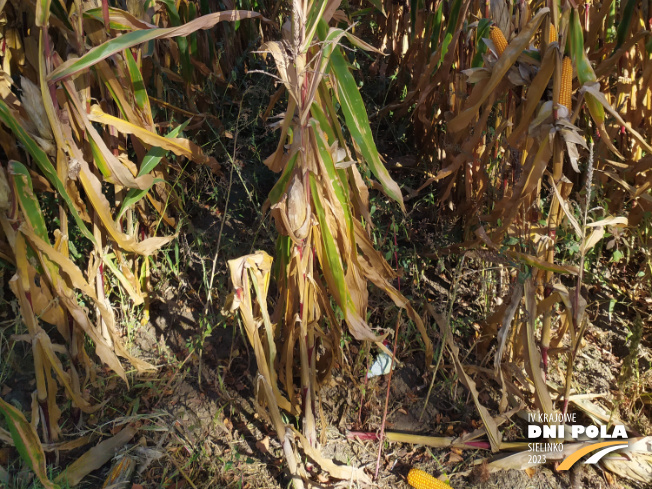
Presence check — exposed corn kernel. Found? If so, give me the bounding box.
[559,56,573,111]
[491,26,508,57]
[549,23,557,44]
[407,468,451,489]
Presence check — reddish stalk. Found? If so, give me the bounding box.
[374,219,402,479]
[373,311,402,480]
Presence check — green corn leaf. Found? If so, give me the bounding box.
[35,0,52,27]
[570,8,605,125]
[614,0,636,53]
[83,7,154,30]
[365,0,385,16]
[329,47,405,211]
[188,2,198,57]
[116,178,165,221]
[50,0,73,29]
[89,137,112,179]
[117,120,190,219]
[0,398,59,489]
[48,10,265,82]
[309,174,348,308]
[304,0,329,49]
[124,48,148,110]
[310,120,354,241]
[310,103,336,145]
[429,1,444,55]
[472,18,492,67]
[0,101,96,245]
[159,0,193,82]
[272,235,291,283]
[439,0,464,66]
[9,161,58,275]
[9,162,49,242]
[267,152,299,206]
[139,120,190,177]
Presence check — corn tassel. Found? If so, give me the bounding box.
[549,23,557,43]
[491,26,508,57]
[407,468,451,489]
[559,56,572,111]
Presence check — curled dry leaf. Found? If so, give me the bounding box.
[88,105,220,173]
[55,426,137,487]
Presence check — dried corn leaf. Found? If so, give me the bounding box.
[88,105,218,170]
[431,309,502,452]
[449,8,549,133]
[601,437,652,483]
[523,279,554,416]
[55,426,136,487]
[0,398,57,489]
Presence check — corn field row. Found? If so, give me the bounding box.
[0,0,650,487]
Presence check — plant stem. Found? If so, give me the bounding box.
[374,311,402,480]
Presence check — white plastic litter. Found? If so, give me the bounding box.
[366,350,394,379]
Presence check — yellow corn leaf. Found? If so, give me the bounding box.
[35,331,97,413]
[385,432,454,447]
[507,251,579,275]
[582,226,605,254]
[225,252,295,414]
[20,224,101,303]
[103,253,145,305]
[77,157,175,255]
[547,174,582,238]
[601,437,652,484]
[586,216,628,228]
[88,105,220,171]
[507,46,556,146]
[60,81,155,190]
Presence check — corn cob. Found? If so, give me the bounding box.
[549,23,557,43]
[490,26,508,57]
[559,56,572,111]
[407,468,451,489]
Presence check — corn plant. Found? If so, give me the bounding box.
[226,0,434,484]
[350,0,652,440]
[450,3,650,420]
[0,0,262,481]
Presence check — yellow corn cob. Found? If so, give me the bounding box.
[549,23,557,43]
[491,26,508,57]
[407,468,451,489]
[559,56,572,111]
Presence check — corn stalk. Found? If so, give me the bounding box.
[225,0,434,483]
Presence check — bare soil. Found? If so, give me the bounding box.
[113,226,652,489]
